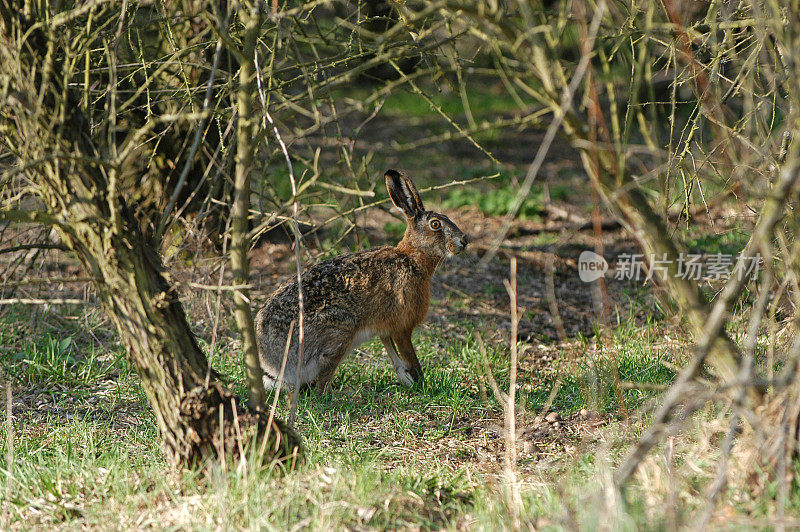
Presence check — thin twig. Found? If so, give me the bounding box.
[2,374,12,529]
[0,298,88,305]
[155,14,226,241]
[255,49,305,426]
[0,277,94,288]
[263,320,294,460]
[0,243,68,254]
[503,258,522,529]
[479,0,607,265]
[475,331,509,407]
[218,404,227,473]
[230,397,246,472]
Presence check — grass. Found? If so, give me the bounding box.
[0,299,791,529]
[1,335,125,388]
[333,81,521,121]
[441,180,571,220]
[684,230,750,256]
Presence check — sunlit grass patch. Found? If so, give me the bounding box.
[2,335,125,388]
[362,83,521,120]
[1,418,161,529]
[684,230,750,256]
[442,181,571,220]
[0,302,771,530]
[0,306,129,388]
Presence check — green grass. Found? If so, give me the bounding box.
[2,335,125,388]
[0,304,789,529]
[684,230,750,256]
[334,82,521,121]
[441,181,571,220]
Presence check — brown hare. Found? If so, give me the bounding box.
[256,170,469,393]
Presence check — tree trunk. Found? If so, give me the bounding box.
[53,200,299,468]
[0,2,299,469]
[231,1,267,410]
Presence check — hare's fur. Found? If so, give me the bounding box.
[256,170,468,392]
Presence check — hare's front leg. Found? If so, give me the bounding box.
[381,332,423,386]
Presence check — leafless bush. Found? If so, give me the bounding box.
[422,0,800,518]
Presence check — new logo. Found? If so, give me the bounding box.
[578,251,608,282]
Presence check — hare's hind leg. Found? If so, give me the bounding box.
[262,369,295,393]
[312,345,349,394]
[312,334,355,394]
[381,333,422,386]
[263,373,278,391]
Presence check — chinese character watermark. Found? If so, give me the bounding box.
[579,252,762,283]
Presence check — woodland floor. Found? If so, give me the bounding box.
[0,82,765,529]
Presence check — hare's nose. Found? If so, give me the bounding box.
[459,235,470,248]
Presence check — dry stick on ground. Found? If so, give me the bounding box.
[254,48,306,427]
[544,254,568,342]
[0,243,68,254]
[502,257,522,529]
[231,1,266,410]
[0,277,95,288]
[263,320,295,457]
[2,374,12,529]
[539,254,567,418]
[0,298,88,305]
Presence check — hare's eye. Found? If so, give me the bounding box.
[429,219,441,230]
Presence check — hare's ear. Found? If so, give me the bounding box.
[385,170,424,220]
